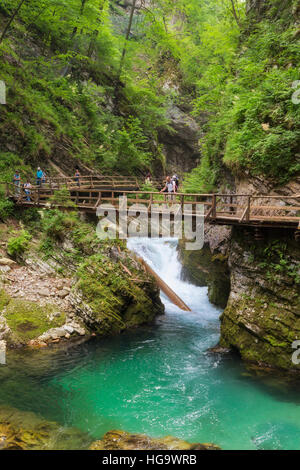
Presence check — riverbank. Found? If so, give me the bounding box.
[0,208,164,349]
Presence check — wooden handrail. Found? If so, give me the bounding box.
[4,183,300,229]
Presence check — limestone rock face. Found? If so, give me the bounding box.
[178,226,231,308]
[158,104,202,174]
[90,430,220,451]
[219,227,300,373]
[69,275,164,337]
[68,251,164,338]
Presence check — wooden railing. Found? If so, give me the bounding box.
[4,183,300,229]
[16,175,165,191]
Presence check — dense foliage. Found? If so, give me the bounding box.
[0,0,299,197]
[0,0,170,179]
[183,0,300,191]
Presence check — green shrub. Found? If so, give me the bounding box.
[48,188,76,208]
[42,209,78,241]
[7,230,32,259]
[0,197,14,220]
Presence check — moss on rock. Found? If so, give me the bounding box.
[220,228,300,373]
[0,405,91,450]
[3,299,66,346]
[71,253,164,336]
[0,289,10,311]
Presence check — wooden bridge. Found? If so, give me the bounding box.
[4,180,300,233]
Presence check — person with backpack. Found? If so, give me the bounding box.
[160,176,176,200]
[13,170,21,195]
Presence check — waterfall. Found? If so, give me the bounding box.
[127,237,221,322]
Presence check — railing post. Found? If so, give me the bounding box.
[230,195,234,214]
[211,194,217,218]
[245,196,251,222]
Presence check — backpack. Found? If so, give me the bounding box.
[172,176,179,189]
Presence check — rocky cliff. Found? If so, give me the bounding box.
[219,227,300,374]
[178,226,231,309]
[158,104,202,175]
[179,220,300,375]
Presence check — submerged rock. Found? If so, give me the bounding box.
[0,405,91,450]
[90,430,220,451]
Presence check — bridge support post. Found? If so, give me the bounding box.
[254,227,264,241]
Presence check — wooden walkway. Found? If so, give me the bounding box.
[4,181,300,231]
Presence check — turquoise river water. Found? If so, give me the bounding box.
[0,238,300,450]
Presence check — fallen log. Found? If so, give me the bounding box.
[137,257,191,312]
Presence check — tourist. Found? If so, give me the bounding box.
[160,176,176,200]
[172,174,179,192]
[36,167,43,186]
[24,180,32,202]
[74,168,81,187]
[145,171,152,184]
[13,170,21,195]
[160,176,176,193]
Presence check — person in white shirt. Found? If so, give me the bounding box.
[160,176,176,201]
[24,181,32,201]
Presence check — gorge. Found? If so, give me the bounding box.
[0,0,299,453]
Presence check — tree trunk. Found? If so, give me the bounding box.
[230,0,241,28]
[0,0,27,44]
[114,0,137,104]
